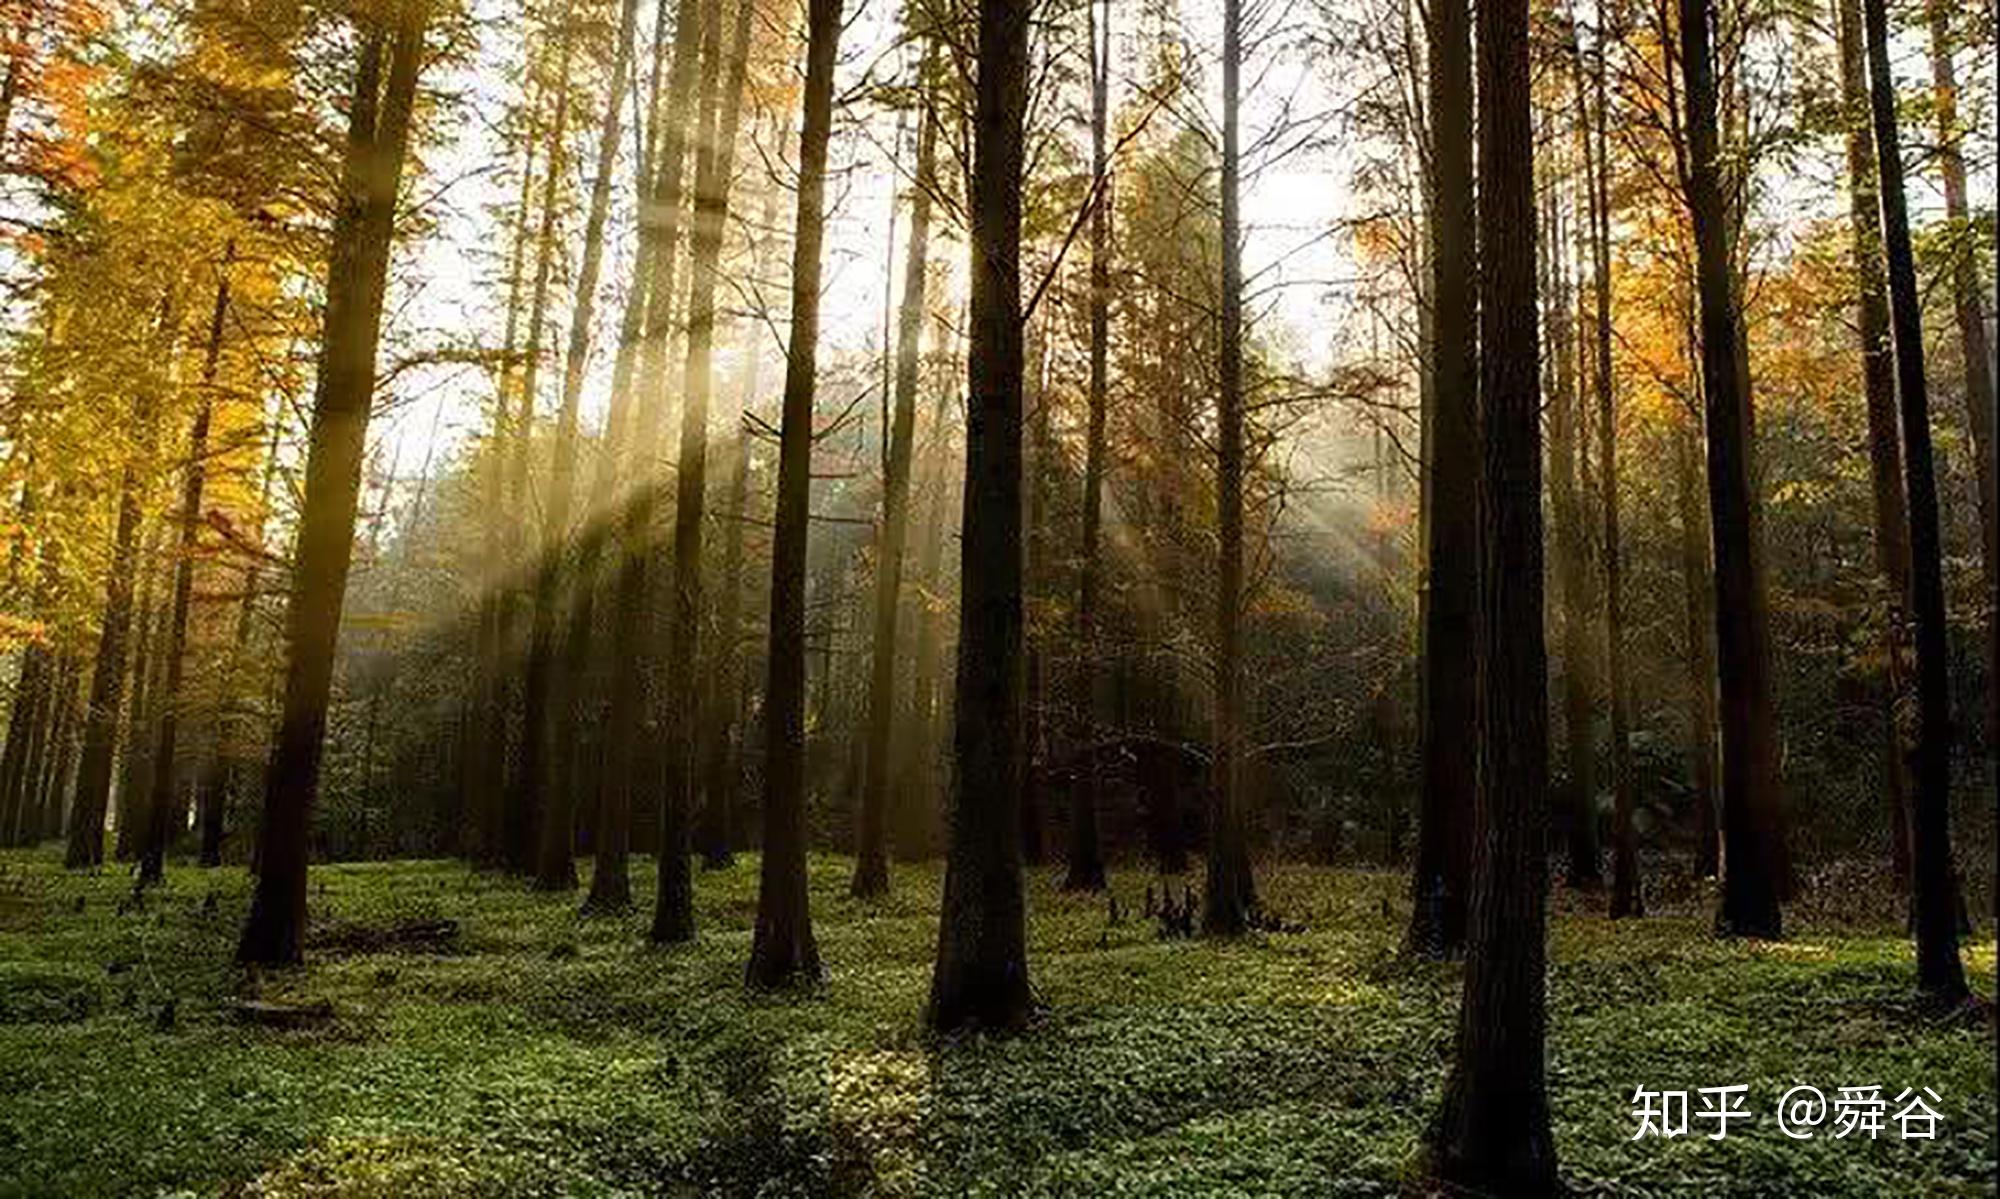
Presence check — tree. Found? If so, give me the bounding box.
[1860,0,1969,1007]
[237,1,427,966]
[1404,0,1473,958]
[1425,0,1558,1184]
[926,0,1031,1032]
[744,0,844,989]
[1679,0,1783,940]
[1204,0,1258,938]
[853,40,938,899]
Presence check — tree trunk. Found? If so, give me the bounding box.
[745,0,843,989]
[926,0,1032,1031]
[1924,0,1996,750]
[1204,0,1258,938]
[1426,0,1557,1183]
[654,0,749,939]
[139,266,231,885]
[40,655,81,840]
[853,43,937,899]
[1680,0,1783,939]
[1672,415,1721,877]
[530,0,643,893]
[1862,0,1970,1006]
[237,5,425,966]
[1404,0,1473,957]
[1834,0,1914,888]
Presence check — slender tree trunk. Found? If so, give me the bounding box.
[138,265,230,883]
[745,0,843,988]
[897,371,955,860]
[506,0,578,877]
[1924,0,1997,748]
[1405,0,1474,957]
[926,0,1032,1031]
[1834,0,1914,888]
[1672,413,1721,876]
[1862,0,1970,1005]
[853,43,937,898]
[530,0,643,892]
[1204,0,1258,937]
[1680,0,1783,939]
[237,5,426,965]
[654,0,750,939]
[40,655,81,840]
[1427,0,1557,1182]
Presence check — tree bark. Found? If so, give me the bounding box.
[1426,0,1557,1183]
[1680,0,1783,939]
[853,43,937,899]
[745,0,843,989]
[926,0,1032,1030]
[237,5,425,966]
[1862,0,1969,1005]
[1405,0,1473,958]
[139,265,232,885]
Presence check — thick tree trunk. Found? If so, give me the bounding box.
[138,268,231,885]
[237,6,425,966]
[530,0,643,893]
[1405,0,1474,958]
[1834,0,1914,887]
[745,0,843,988]
[853,45,937,899]
[654,0,750,938]
[1426,0,1557,1184]
[926,0,1032,1031]
[1204,0,1258,938]
[1862,0,1969,1005]
[1680,0,1783,939]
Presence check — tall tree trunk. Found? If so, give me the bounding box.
[1,639,49,844]
[1680,0,1784,939]
[40,655,81,840]
[926,0,1031,1031]
[1427,0,1557,1183]
[506,0,578,877]
[1862,0,1970,1005]
[897,365,955,861]
[1404,0,1474,957]
[1834,0,1913,888]
[1672,412,1721,876]
[1585,28,1638,919]
[853,42,937,898]
[654,0,750,939]
[139,265,231,885]
[744,0,843,988]
[1924,0,1997,748]
[530,0,643,892]
[1205,0,1258,937]
[237,5,426,966]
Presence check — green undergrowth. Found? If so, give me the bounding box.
[0,846,1991,1196]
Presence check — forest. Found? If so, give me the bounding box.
[0,0,1994,1191]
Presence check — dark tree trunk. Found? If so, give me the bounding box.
[531,0,643,893]
[1834,0,1914,888]
[745,0,843,989]
[0,630,50,845]
[1862,0,1970,1005]
[1680,0,1784,939]
[139,266,231,885]
[926,0,1032,1031]
[237,6,425,966]
[853,43,937,899]
[1205,0,1258,938]
[1064,0,1111,894]
[1404,0,1473,958]
[1426,0,1558,1184]
[655,0,750,935]
[40,655,81,840]
[66,438,149,870]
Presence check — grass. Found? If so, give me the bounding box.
[0,846,1992,1196]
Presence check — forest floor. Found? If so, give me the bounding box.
[0,847,1993,1196]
